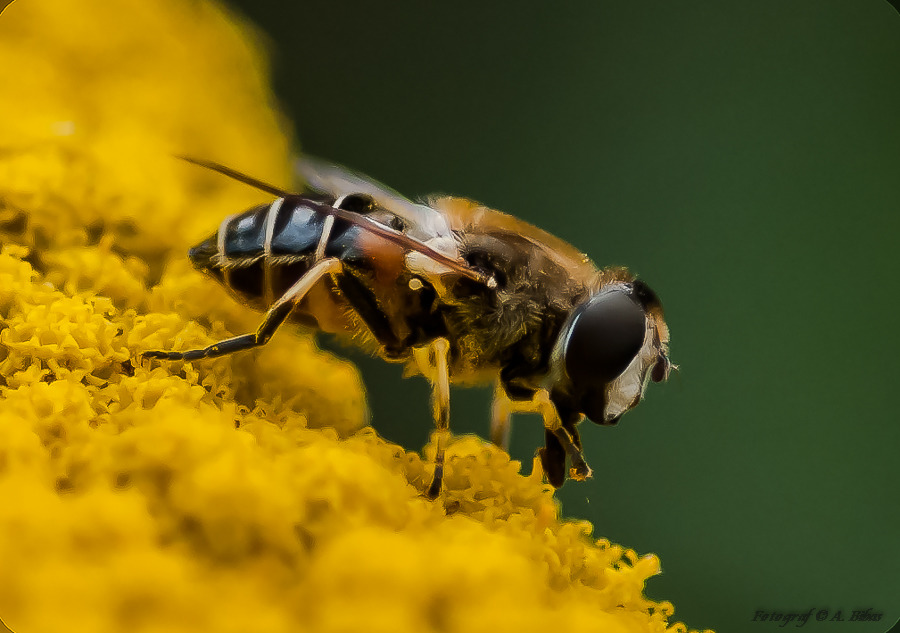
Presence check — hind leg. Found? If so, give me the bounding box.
[142,258,343,361]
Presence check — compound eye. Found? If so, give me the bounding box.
[565,289,647,386]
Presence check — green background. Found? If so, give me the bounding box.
[224,2,900,631]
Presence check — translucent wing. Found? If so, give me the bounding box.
[296,155,454,245]
[179,156,485,284]
[430,196,600,286]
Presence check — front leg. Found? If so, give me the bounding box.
[497,388,591,488]
[532,389,592,483]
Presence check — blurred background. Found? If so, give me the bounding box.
[222,2,899,631]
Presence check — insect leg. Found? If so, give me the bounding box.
[334,273,404,355]
[532,390,592,482]
[540,429,567,488]
[143,258,343,361]
[490,382,514,450]
[552,426,591,481]
[425,337,451,499]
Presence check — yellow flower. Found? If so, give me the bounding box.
[0,1,711,632]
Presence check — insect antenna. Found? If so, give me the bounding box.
[177,156,492,286]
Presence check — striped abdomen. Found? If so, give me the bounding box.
[189,195,374,306]
[188,194,423,346]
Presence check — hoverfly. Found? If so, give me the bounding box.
[143,156,672,498]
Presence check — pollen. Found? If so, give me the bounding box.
[0,1,710,632]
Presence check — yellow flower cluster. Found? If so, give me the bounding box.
[0,1,709,632]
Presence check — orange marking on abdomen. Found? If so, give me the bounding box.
[356,232,406,286]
